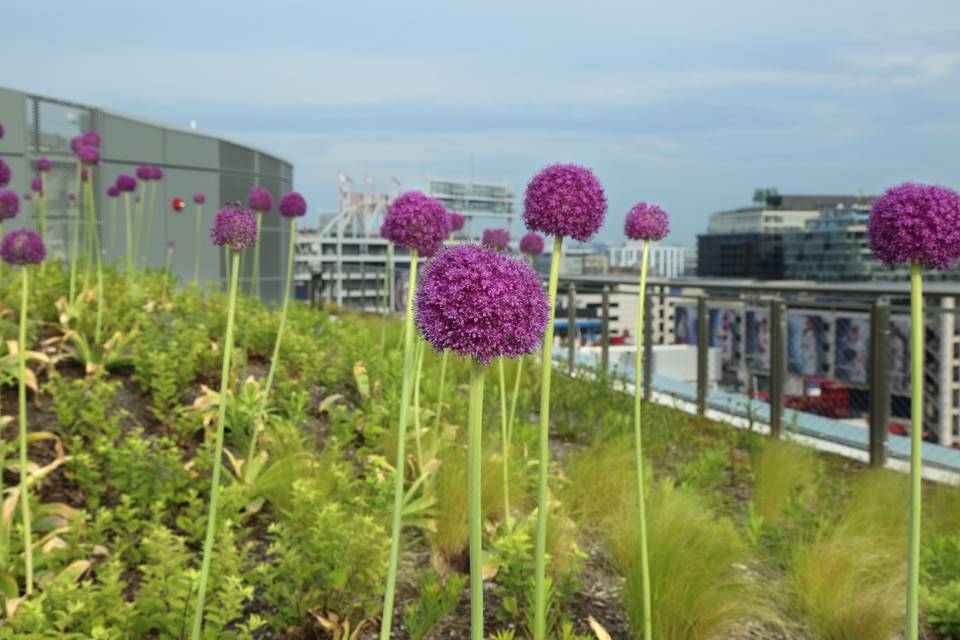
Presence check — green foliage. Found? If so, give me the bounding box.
[563,433,636,528]
[752,439,818,522]
[402,570,466,640]
[256,482,388,630]
[606,481,782,640]
[133,315,210,422]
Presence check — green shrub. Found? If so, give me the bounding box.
[752,439,818,522]
[402,570,466,640]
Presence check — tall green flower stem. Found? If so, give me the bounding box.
[412,338,426,467]
[194,203,204,285]
[380,250,418,640]
[249,217,297,472]
[506,356,523,442]
[905,263,923,640]
[380,242,393,354]
[38,176,48,274]
[250,213,263,297]
[109,196,118,256]
[498,358,511,527]
[632,239,653,640]
[83,178,104,345]
[434,349,449,428]
[132,191,145,268]
[142,181,158,269]
[468,359,486,640]
[16,267,34,595]
[533,235,563,640]
[68,200,80,307]
[123,193,134,276]
[191,250,241,640]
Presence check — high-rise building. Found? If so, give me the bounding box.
[426,177,516,238]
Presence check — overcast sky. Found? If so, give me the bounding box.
[5,1,960,246]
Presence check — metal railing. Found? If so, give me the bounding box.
[553,274,960,475]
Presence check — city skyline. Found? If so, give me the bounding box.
[5,1,959,247]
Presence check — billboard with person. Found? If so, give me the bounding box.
[745,308,771,370]
[889,315,911,394]
[835,315,870,385]
[673,303,698,345]
[787,312,831,377]
[709,306,742,387]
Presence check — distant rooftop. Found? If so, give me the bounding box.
[718,193,877,214]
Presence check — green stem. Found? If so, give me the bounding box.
[251,213,262,298]
[194,204,204,285]
[498,358,511,529]
[633,239,652,640]
[123,193,134,276]
[434,349,449,429]
[380,250,418,640]
[507,356,523,444]
[251,218,297,472]
[191,250,241,640]
[468,359,486,640]
[144,181,158,269]
[86,179,104,345]
[534,235,563,640]
[109,197,118,257]
[133,186,144,268]
[68,202,79,308]
[906,262,923,640]
[17,268,33,595]
[412,338,425,468]
[381,242,393,354]
[39,175,47,246]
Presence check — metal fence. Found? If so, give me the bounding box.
[554,275,960,475]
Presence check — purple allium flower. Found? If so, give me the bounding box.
[150,166,164,180]
[0,159,10,188]
[116,175,137,192]
[248,186,274,214]
[193,192,206,205]
[1,229,45,266]
[77,145,100,165]
[0,191,19,220]
[70,136,84,154]
[106,185,120,198]
[67,193,76,202]
[482,228,510,251]
[523,164,607,242]
[81,131,101,148]
[31,177,42,194]
[81,168,89,182]
[278,191,307,217]
[624,202,670,241]
[23,193,31,202]
[519,231,545,257]
[36,158,51,173]
[211,206,257,251]
[448,211,465,232]
[868,182,960,270]
[136,165,152,181]
[415,243,549,364]
[381,191,450,256]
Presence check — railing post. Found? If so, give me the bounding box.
[769,298,787,439]
[601,284,610,376]
[696,297,708,416]
[567,284,577,374]
[869,301,890,467]
[643,287,654,401]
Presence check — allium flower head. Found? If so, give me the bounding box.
[150,166,164,180]
[624,202,670,241]
[0,159,10,188]
[523,163,607,242]
[36,158,51,173]
[136,166,152,181]
[107,185,120,198]
[77,145,100,165]
[482,228,510,251]
[381,191,450,256]
[416,244,548,364]
[248,186,274,213]
[67,193,76,202]
[81,168,89,182]
[868,182,960,270]
[70,136,84,154]
[23,193,31,202]
[278,191,307,217]
[31,177,43,194]
[1,229,45,266]
[211,206,257,251]
[116,175,137,192]
[193,192,206,204]
[81,131,101,148]
[519,231,545,257]
[448,211,465,232]
[0,191,19,220]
